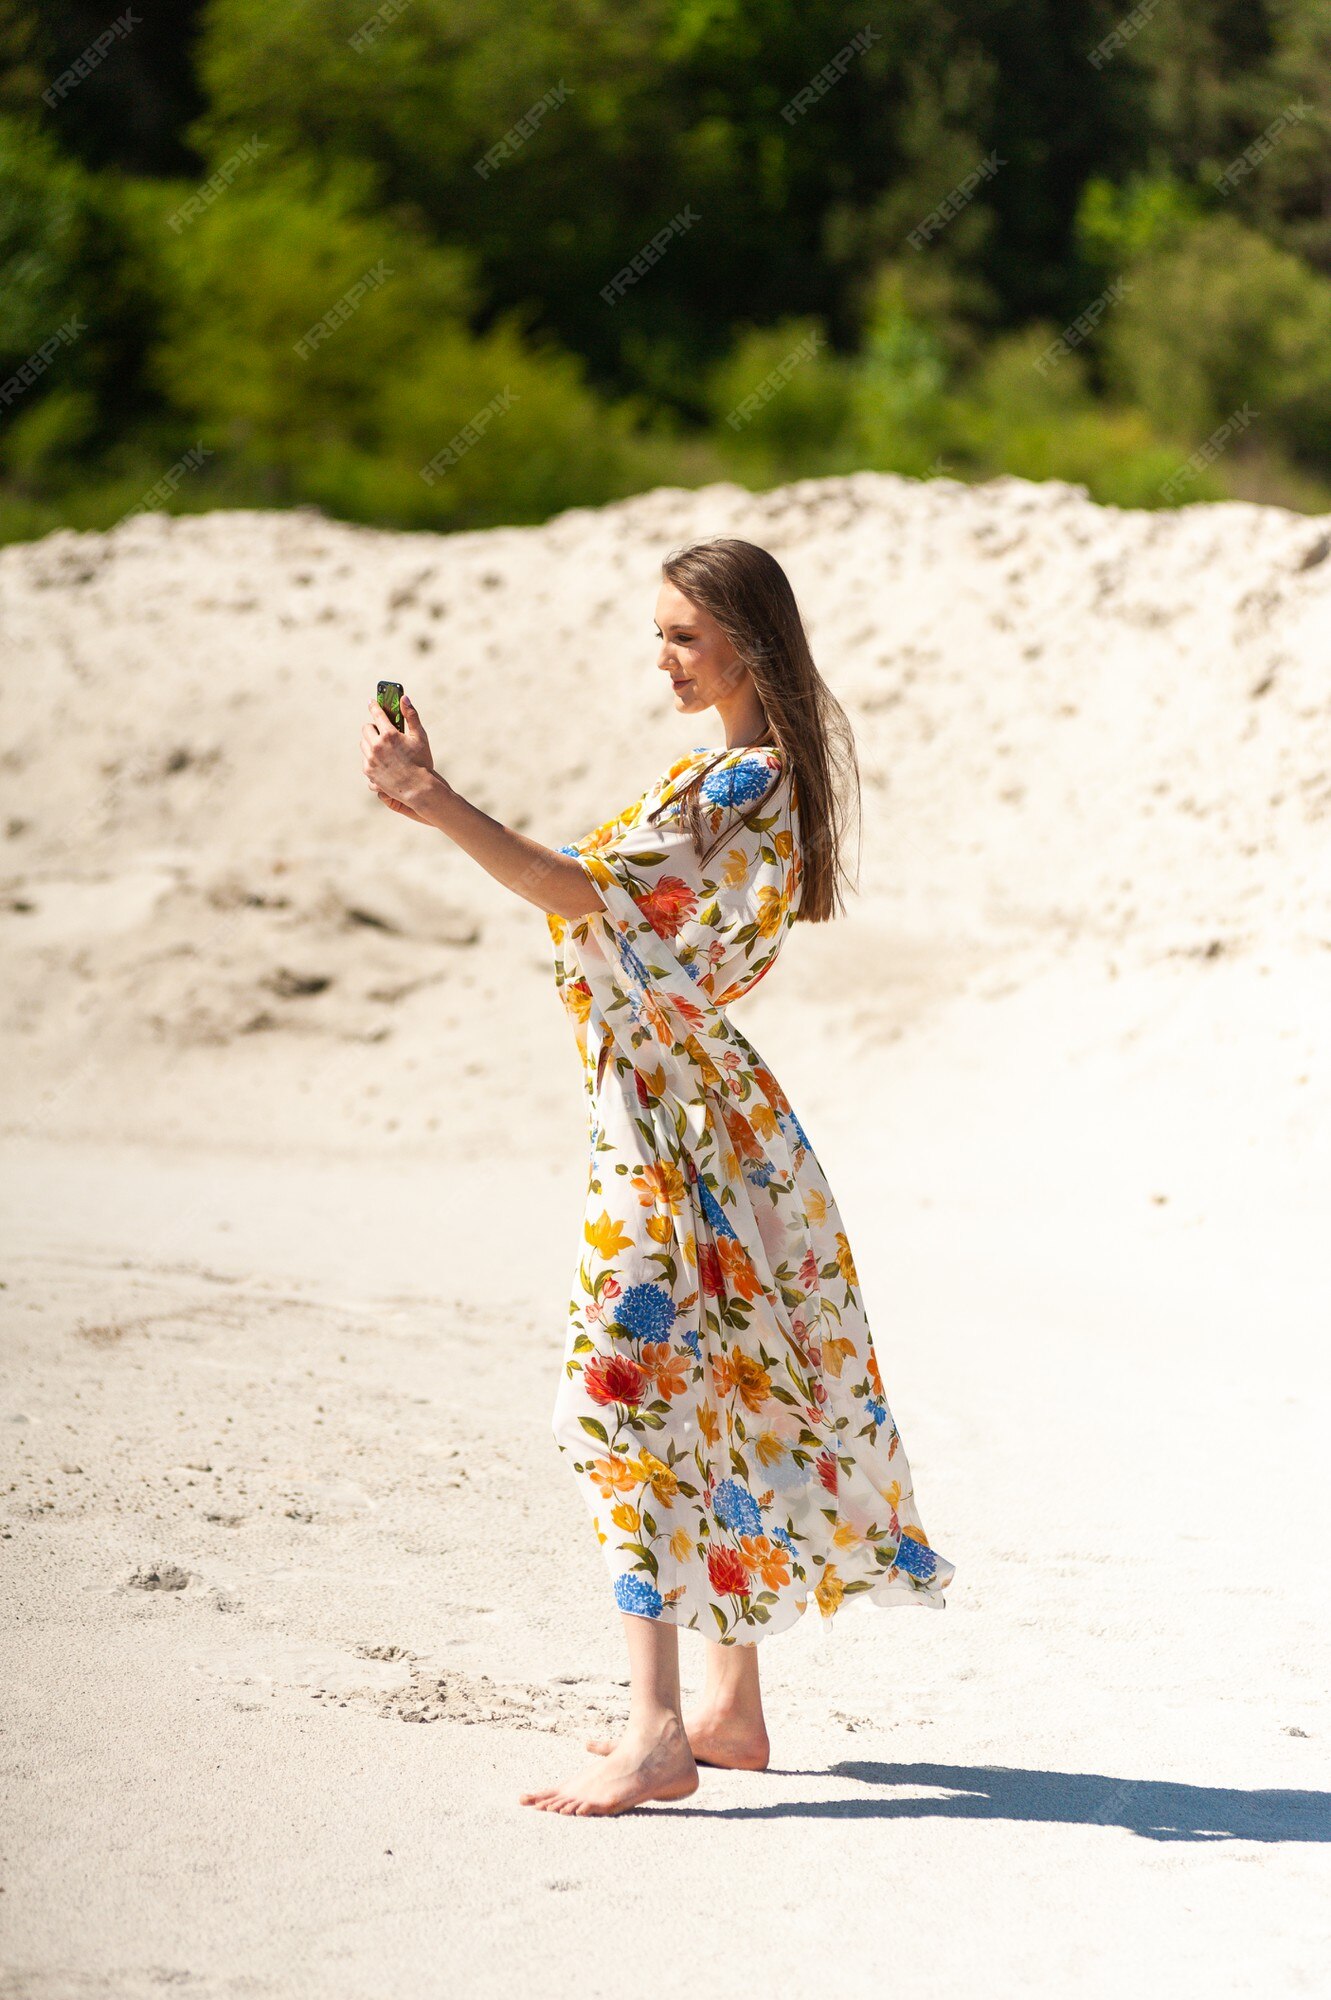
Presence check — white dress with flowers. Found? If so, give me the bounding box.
[547,742,956,1645]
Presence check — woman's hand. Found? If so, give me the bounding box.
[361,692,437,811]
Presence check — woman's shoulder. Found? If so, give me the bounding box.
[693,742,785,811]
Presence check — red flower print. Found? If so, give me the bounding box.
[584,1354,646,1407]
[707,1545,751,1597]
[798,1250,818,1290]
[815,1449,839,1496]
[697,1244,724,1296]
[638,875,698,938]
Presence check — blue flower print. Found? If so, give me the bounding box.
[866,1396,888,1426]
[558,841,581,856]
[700,754,776,810]
[614,1281,677,1343]
[712,1478,763,1536]
[770,1525,798,1558]
[778,1105,812,1154]
[892,1536,937,1580]
[614,935,652,989]
[682,1323,701,1363]
[614,1572,664,1617]
[743,1157,777,1189]
[697,1176,737,1241]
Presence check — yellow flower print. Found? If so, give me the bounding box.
[585,1211,632,1260]
[774,829,794,859]
[806,1187,827,1225]
[697,1401,721,1446]
[721,847,748,888]
[821,1335,858,1379]
[669,1527,694,1561]
[682,1231,697,1268]
[645,1212,673,1244]
[833,1520,863,1550]
[754,1428,786,1468]
[630,1450,679,1508]
[634,1160,688,1213]
[755,885,786,937]
[880,1479,902,1509]
[611,1501,641,1533]
[835,1232,858,1285]
[749,1100,780,1140]
[900,1524,931,1547]
[815,1564,845,1616]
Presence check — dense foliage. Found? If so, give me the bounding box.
[2,0,1330,540]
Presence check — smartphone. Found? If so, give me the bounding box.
[376,681,405,731]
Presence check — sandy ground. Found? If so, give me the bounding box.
[2,471,1330,1995]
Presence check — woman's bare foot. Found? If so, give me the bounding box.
[586,1705,770,1772]
[521,1716,699,1816]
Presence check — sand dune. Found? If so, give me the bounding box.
[3,473,1329,1997]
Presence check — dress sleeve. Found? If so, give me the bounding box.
[552,748,798,1109]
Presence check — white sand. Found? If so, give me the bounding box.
[2,472,1329,1996]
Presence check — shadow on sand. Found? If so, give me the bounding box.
[652,1760,1330,1840]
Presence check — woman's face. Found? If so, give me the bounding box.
[654,580,748,716]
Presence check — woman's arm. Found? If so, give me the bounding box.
[359,694,607,923]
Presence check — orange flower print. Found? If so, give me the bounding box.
[633,1161,688,1213]
[588,1455,636,1498]
[867,1345,884,1398]
[737,1534,791,1590]
[712,1350,772,1414]
[835,1232,858,1286]
[638,874,698,938]
[641,1342,690,1400]
[707,1545,751,1597]
[754,1065,791,1116]
[722,1106,763,1163]
[717,1236,761,1301]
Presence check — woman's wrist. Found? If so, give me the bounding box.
[397,766,453,823]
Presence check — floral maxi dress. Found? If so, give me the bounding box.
[547,743,956,1644]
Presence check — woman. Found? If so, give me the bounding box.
[361,535,956,1817]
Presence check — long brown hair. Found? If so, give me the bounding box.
[648,537,859,923]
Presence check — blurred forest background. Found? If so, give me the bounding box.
[3,0,1331,544]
